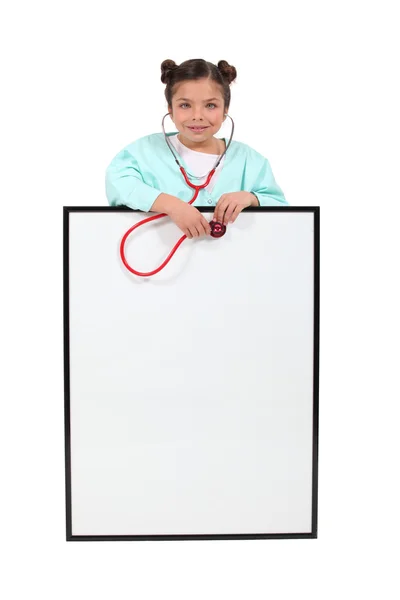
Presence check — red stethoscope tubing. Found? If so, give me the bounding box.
[120,166,217,277]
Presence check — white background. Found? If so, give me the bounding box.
[1,0,399,598]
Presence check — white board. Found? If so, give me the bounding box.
[64,206,319,541]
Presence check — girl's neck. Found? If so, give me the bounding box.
[177,134,225,155]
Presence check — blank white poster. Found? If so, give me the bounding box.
[64,207,319,540]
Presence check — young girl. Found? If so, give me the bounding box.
[105,58,288,239]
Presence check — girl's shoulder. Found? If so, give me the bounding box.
[232,139,269,167]
[123,132,165,152]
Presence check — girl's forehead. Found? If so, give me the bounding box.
[172,79,223,100]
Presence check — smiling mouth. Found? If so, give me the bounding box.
[188,126,209,131]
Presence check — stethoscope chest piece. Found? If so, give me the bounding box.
[210,220,227,238]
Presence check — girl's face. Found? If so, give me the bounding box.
[168,78,227,145]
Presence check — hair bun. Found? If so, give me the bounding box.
[217,60,237,85]
[160,59,178,84]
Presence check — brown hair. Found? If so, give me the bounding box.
[161,58,237,111]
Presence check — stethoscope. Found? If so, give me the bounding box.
[119,113,235,277]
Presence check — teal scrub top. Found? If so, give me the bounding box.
[105,132,288,212]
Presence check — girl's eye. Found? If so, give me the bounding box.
[179,103,217,109]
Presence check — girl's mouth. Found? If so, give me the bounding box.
[188,126,209,132]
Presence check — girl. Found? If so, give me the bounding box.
[105,58,288,239]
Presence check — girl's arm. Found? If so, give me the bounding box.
[105,148,182,213]
[251,158,288,206]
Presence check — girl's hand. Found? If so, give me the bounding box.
[169,201,211,239]
[213,192,258,225]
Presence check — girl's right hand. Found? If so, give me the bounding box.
[168,201,211,239]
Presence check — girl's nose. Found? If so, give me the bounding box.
[193,109,204,120]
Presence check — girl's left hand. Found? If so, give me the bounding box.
[213,192,257,225]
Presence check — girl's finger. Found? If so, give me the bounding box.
[201,216,211,234]
[224,203,237,224]
[218,203,229,224]
[203,220,211,235]
[214,196,226,222]
[230,205,242,223]
[196,222,204,237]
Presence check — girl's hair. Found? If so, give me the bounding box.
[161,58,237,111]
